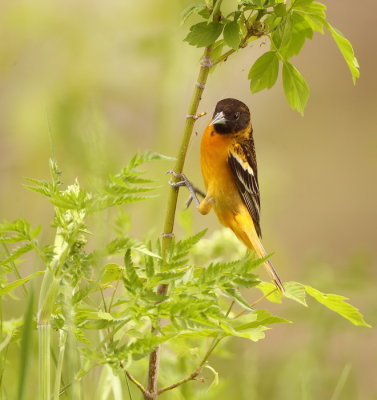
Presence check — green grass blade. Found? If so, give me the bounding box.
[17,291,34,400]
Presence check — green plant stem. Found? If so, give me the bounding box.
[213,48,236,65]
[0,288,3,400]
[39,324,51,400]
[53,330,67,400]
[37,229,69,400]
[160,44,213,259]
[145,44,213,399]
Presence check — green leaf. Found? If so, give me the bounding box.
[234,325,267,341]
[124,250,143,292]
[101,264,124,283]
[326,23,360,84]
[169,229,207,265]
[132,245,161,259]
[282,61,310,114]
[284,281,307,306]
[280,12,313,59]
[293,0,326,33]
[223,288,253,310]
[271,14,292,50]
[181,2,206,25]
[223,21,241,50]
[184,22,223,48]
[0,243,34,266]
[274,3,286,17]
[257,282,281,303]
[0,271,44,296]
[305,286,371,327]
[235,310,290,330]
[127,151,175,170]
[248,51,279,93]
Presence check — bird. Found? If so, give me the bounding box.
[170,98,284,292]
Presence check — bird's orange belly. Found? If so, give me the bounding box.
[200,130,244,225]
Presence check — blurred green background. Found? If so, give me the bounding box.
[0,0,376,399]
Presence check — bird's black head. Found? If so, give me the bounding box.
[210,98,251,134]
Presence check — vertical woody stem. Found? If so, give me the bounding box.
[145,45,213,399]
[161,45,213,258]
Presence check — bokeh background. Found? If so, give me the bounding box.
[0,0,376,399]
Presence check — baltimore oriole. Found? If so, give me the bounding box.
[170,98,284,291]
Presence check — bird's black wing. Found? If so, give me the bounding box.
[228,138,262,237]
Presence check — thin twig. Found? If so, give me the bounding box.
[213,49,236,65]
[125,373,134,400]
[157,366,204,395]
[155,301,236,396]
[122,365,147,397]
[108,278,120,312]
[234,288,278,319]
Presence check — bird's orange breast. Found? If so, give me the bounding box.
[200,125,244,220]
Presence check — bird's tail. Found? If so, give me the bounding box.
[258,249,285,293]
[239,220,284,292]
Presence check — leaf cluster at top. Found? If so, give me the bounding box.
[182,0,359,114]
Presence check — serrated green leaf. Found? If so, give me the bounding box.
[128,333,176,360]
[127,151,175,170]
[223,287,253,310]
[181,2,206,25]
[282,61,310,114]
[101,264,124,283]
[184,21,223,48]
[284,281,307,306]
[0,243,34,266]
[305,285,371,327]
[124,250,142,291]
[248,51,279,93]
[326,23,360,84]
[169,229,207,263]
[131,245,161,259]
[0,271,44,296]
[144,242,155,278]
[223,21,241,50]
[23,179,52,197]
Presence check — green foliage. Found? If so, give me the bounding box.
[0,272,43,297]
[223,20,242,50]
[0,151,370,398]
[282,61,310,115]
[305,285,370,327]
[185,22,223,47]
[326,22,360,84]
[182,0,359,114]
[0,2,365,395]
[248,51,279,93]
[258,281,371,327]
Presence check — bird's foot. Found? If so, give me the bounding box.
[166,170,205,208]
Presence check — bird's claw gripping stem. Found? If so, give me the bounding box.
[166,170,205,208]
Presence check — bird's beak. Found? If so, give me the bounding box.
[209,111,227,126]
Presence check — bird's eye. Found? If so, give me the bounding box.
[234,112,240,120]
